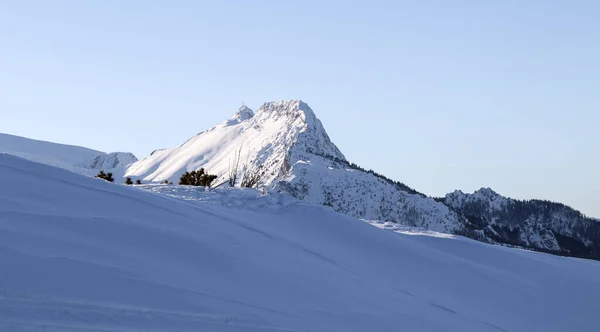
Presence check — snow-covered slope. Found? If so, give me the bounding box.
[2,154,599,332]
[127,100,462,233]
[0,133,137,177]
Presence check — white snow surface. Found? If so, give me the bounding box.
[127,100,462,233]
[0,133,137,177]
[1,154,599,331]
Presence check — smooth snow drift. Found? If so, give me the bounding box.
[1,154,599,331]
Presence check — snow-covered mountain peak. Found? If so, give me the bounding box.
[444,187,508,211]
[236,104,254,118]
[222,104,255,127]
[475,187,500,198]
[448,189,465,196]
[253,100,317,131]
[126,99,345,184]
[232,104,255,121]
[252,100,346,162]
[256,99,310,116]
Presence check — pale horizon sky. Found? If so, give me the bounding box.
[1,1,599,217]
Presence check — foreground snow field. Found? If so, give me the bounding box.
[1,154,599,331]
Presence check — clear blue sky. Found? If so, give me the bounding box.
[1,1,599,217]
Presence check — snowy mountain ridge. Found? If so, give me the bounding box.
[0,133,137,177]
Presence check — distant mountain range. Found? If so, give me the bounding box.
[2,100,598,260]
[441,188,600,259]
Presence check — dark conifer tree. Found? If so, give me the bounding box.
[105,173,114,182]
[179,168,216,187]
